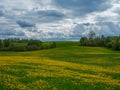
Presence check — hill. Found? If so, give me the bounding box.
[0,42,120,90]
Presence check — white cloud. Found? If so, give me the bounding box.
[0,0,120,40]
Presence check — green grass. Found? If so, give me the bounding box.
[0,41,120,90]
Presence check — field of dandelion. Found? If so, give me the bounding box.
[0,42,120,90]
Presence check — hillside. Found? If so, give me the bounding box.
[0,42,120,90]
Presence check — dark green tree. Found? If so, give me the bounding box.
[79,37,88,46]
[88,31,96,39]
[0,39,3,48]
[3,39,11,47]
[50,42,56,48]
[28,40,42,47]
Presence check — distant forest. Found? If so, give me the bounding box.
[79,31,120,51]
[0,38,56,51]
[0,31,120,52]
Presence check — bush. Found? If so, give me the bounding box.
[26,45,40,51]
[0,38,56,52]
[3,39,11,47]
[0,48,9,51]
[8,43,15,51]
[28,40,42,47]
[50,42,56,48]
[0,40,3,48]
[106,42,112,48]
[111,38,120,50]
[11,46,26,52]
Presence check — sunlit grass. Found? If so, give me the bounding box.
[0,42,120,90]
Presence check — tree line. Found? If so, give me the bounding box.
[0,38,56,52]
[79,31,120,51]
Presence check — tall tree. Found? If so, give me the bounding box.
[88,31,96,39]
[0,39,3,48]
[3,39,11,47]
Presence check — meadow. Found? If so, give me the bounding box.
[0,42,120,90]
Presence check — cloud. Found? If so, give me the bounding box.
[0,28,25,39]
[0,9,4,16]
[53,0,111,16]
[73,22,120,38]
[19,10,66,24]
[37,10,65,22]
[0,0,120,40]
[16,20,35,28]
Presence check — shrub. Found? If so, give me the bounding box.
[12,46,26,52]
[3,39,11,47]
[26,45,40,51]
[28,40,42,47]
[50,42,56,48]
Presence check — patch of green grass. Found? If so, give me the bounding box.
[0,41,120,90]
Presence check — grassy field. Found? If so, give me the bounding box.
[0,42,120,90]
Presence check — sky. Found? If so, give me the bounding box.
[0,0,120,41]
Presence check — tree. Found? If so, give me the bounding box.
[50,42,56,48]
[3,39,11,47]
[111,37,120,50]
[13,46,26,52]
[79,33,120,51]
[27,39,42,50]
[0,39,3,48]
[0,38,56,52]
[27,40,42,47]
[79,37,88,46]
[88,31,96,39]
[8,43,15,51]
